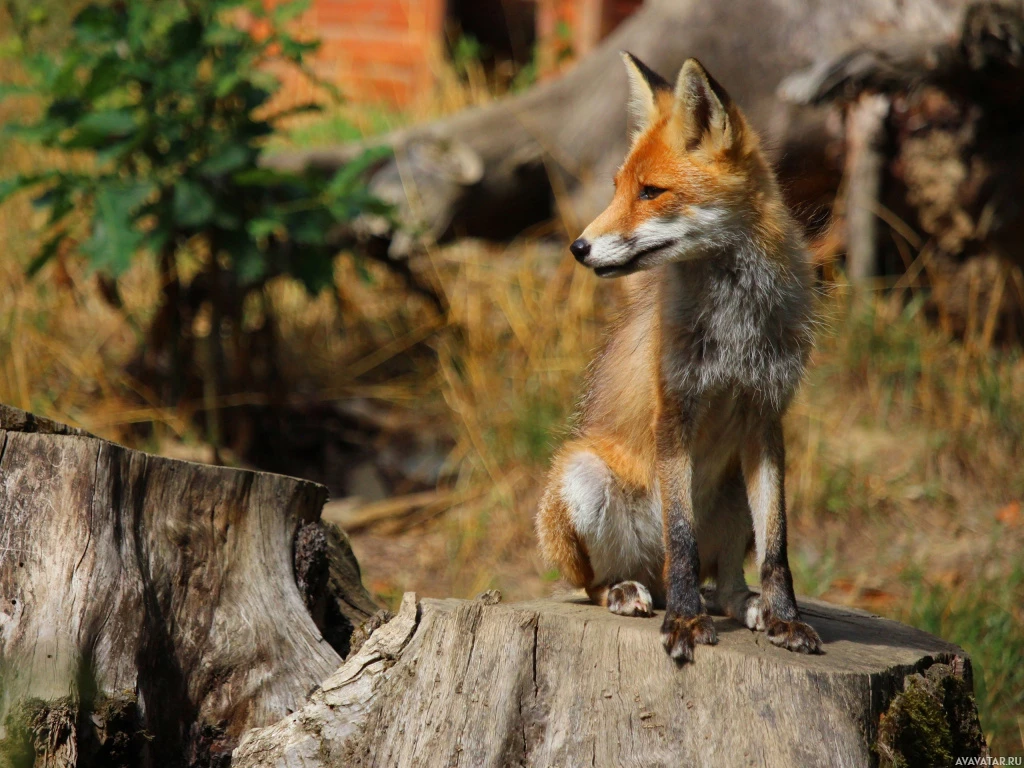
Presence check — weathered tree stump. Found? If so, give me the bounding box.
[234,592,985,768]
[0,406,986,767]
[0,405,377,766]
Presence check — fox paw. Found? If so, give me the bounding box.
[607,581,654,617]
[660,613,717,663]
[765,617,822,654]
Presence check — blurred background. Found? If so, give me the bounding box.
[0,0,1021,754]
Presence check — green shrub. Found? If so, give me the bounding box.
[0,0,388,421]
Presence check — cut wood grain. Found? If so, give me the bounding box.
[233,592,986,768]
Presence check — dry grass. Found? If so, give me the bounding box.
[2,53,1022,757]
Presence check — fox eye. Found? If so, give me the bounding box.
[638,185,666,201]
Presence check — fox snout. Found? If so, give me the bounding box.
[569,230,681,278]
[570,238,591,263]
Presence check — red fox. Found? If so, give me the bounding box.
[536,53,821,663]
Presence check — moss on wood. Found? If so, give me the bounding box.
[876,661,987,768]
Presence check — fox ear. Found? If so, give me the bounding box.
[673,58,736,151]
[621,52,669,140]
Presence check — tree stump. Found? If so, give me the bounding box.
[0,405,377,766]
[0,405,986,766]
[234,592,985,768]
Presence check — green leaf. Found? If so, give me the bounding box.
[326,146,392,197]
[73,5,125,44]
[213,72,243,98]
[233,243,268,284]
[272,0,311,25]
[0,173,54,205]
[232,168,292,187]
[173,178,216,227]
[25,231,67,277]
[288,208,334,245]
[198,144,251,176]
[247,217,283,242]
[265,102,323,123]
[82,55,126,101]
[289,246,335,293]
[66,109,137,148]
[81,183,153,275]
[203,24,247,47]
[280,37,319,61]
[0,82,32,99]
[32,181,77,228]
[2,121,60,143]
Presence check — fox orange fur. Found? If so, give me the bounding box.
[535,54,822,663]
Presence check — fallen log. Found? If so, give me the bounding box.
[0,404,377,766]
[234,592,986,768]
[267,0,967,252]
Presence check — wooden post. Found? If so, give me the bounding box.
[842,93,891,288]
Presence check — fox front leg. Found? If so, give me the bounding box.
[657,402,717,663]
[741,419,822,654]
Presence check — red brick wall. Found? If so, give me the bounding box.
[313,0,446,105]
[269,0,446,108]
[269,0,643,107]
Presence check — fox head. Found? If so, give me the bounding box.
[571,54,771,277]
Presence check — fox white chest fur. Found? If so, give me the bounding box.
[536,53,822,663]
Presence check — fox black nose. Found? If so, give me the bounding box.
[570,238,591,263]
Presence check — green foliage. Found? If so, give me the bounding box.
[449,32,486,82]
[0,0,388,294]
[0,0,393,430]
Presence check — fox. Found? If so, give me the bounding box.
[535,53,822,663]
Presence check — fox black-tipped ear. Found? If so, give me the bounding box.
[673,58,736,150]
[621,51,669,139]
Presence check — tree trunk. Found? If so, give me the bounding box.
[268,0,965,250]
[233,591,986,768]
[0,405,378,767]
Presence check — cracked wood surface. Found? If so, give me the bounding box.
[233,592,968,768]
[0,404,374,762]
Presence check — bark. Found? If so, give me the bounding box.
[233,592,985,768]
[0,404,377,767]
[268,0,966,251]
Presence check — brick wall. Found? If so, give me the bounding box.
[268,0,446,108]
[269,0,643,107]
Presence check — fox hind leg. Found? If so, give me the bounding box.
[710,477,762,628]
[537,446,662,617]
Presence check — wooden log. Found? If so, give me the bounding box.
[0,404,377,766]
[267,0,967,254]
[233,592,986,768]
